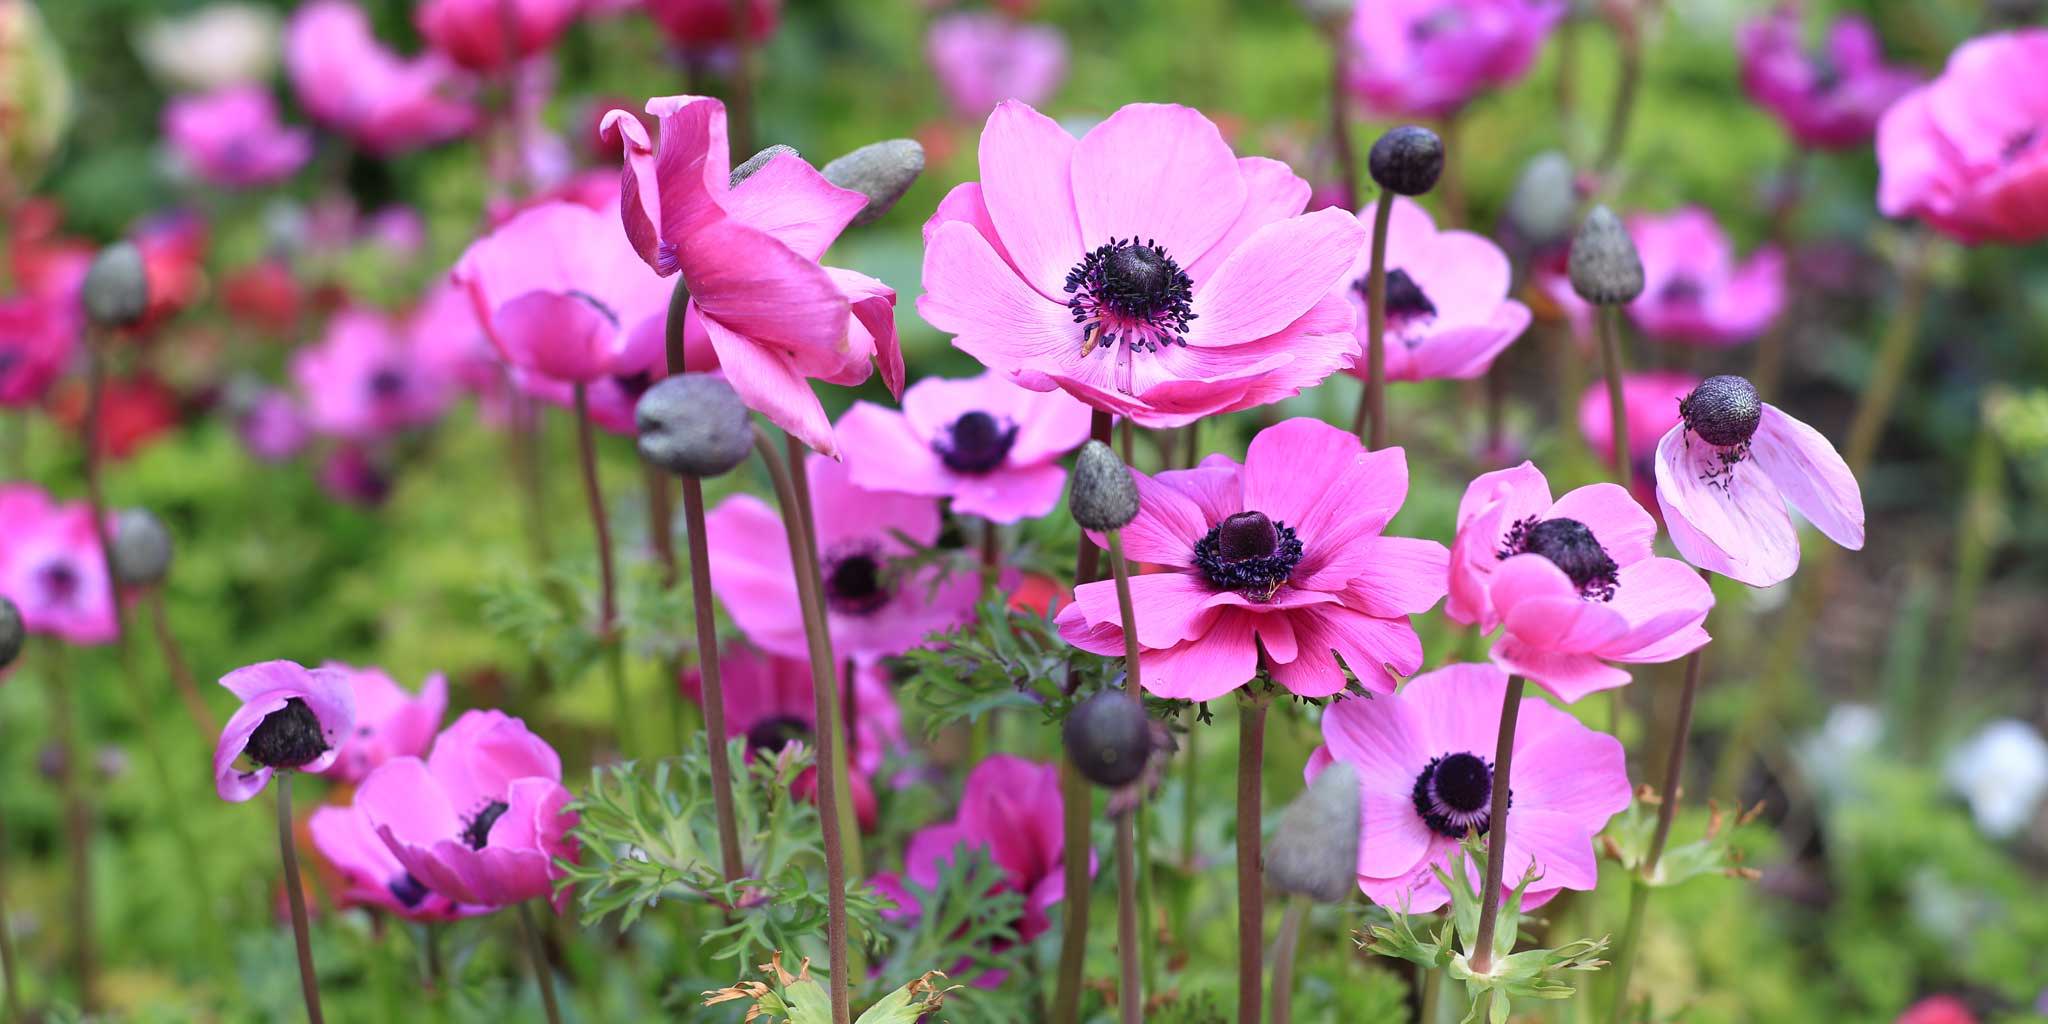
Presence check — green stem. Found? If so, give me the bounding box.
[46,644,97,1011]
[1107,529,1144,1024]
[1599,305,1632,491]
[1268,893,1310,1024]
[683,474,746,882]
[147,589,215,734]
[0,806,21,1020]
[1354,193,1396,449]
[278,774,325,1024]
[81,328,124,642]
[1469,676,1526,974]
[518,902,565,1024]
[1595,17,1643,174]
[782,431,864,880]
[1604,881,1650,1024]
[1237,693,1270,1024]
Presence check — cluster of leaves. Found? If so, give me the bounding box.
[702,952,956,1024]
[1600,787,1766,888]
[895,592,1121,738]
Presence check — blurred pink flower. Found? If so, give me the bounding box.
[0,485,117,646]
[1057,418,1447,701]
[644,0,778,47]
[0,294,76,407]
[1345,0,1564,118]
[318,444,393,506]
[287,0,478,155]
[292,308,454,440]
[921,101,1364,428]
[1625,207,1785,347]
[213,660,357,802]
[309,800,479,920]
[237,388,312,462]
[317,663,449,783]
[162,85,312,189]
[1447,462,1712,702]
[926,14,1067,119]
[1339,197,1530,382]
[1896,996,1978,1024]
[416,0,581,72]
[1738,6,1920,150]
[836,370,1093,524]
[1577,370,1697,509]
[1877,29,2048,244]
[1305,662,1630,912]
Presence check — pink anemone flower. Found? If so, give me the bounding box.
[1055,418,1448,702]
[0,295,77,407]
[1305,662,1630,912]
[1877,29,2048,245]
[416,0,581,72]
[1653,375,1863,588]
[925,14,1068,120]
[291,308,455,440]
[1577,371,1697,510]
[601,95,902,456]
[1344,0,1565,118]
[919,101,1366,428]
[0,486,118,646]
[318,663,449,783]
[1626,207,1785,347]
[1339,197,1531,382]
[213,660,357,803]
[1738,6,1920,151]
[309,801,479,920]
[1448,462,1713,702]
[644,0,779,48]
[162,85,312,189]
[835,370,1094,524]
[286,0,478,156]
[238,389,312,463]
[358,710,578,910]
[706,452,979,662]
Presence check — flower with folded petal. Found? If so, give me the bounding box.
[416,0,581,72]
[163,85,312,189]
[1877,29,2048,245]
[1448,461,1712,702]
[1056,418,1447,701]
[1653,374,1863,588]
[1344,0,1564,118]
[1339,198,1530,382]
[1738,6,1920,151]
[1305,662,1629,912]
[919,101,1365,428]
[1625,207,1785,347]
[286,0,478,156]
[926,14,1067,120]
[309,801,478,919]
[1578,371,1696,510]
[318,663,449,783]
[292,308,454,440]
[0,485,117,646]
[213,660,356,802]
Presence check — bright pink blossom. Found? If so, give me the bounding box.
[317,663,449,783]
[1448,462,1712,702]
[836,371,1093,524]
[926,14,1067,120]
[0,486,117,646]
[644,0,778,47]
[1056,418,1447,701]
[1738,6,1920,150]
[1578,371,1697,509]
[310,799,480,920]
[287,0,478,156]
[1344,0,1565,118]
[921,101,1365,428]
[1340,197,1530,382]
[238,388,312,463]
[0,294,76,407]
[1305,662,1630,912]
[292,308,454,440]
[416,0,581,72]
[162,85,312,189]
[1877,29,2048,245]
[1896,996,1978,1024]
[213,660,357,802]
[1625,208,1785,347]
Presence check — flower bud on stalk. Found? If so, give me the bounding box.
[1568,205,1645,305]
[1506,150,1578,250]
[823,139,925,227]
[1266,762,1362,903]
[82,241,148,328]
[1068,440,1139,531]
[1063,689,1153,788]
[1368,125,1444,197]
[634,374,754,478]
[110,508,173,588]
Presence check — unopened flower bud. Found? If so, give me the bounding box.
[1568,205,1644,305]
[0,597,23,670]
[635,373,753,477]
[730,144,798,188]
[1069,440,1138,531]
[110,507,173,587]
[1681,374,1763,448]
[1266,761,1361,903]
[824,139,925,227]
[1505,150,1577,249]
[1063,689,1152,788]
[1368,125,1444,197]
[82,241,149,327]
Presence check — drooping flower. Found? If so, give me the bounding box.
[0,293,76,406]
[1578,371,1697,509]
[309,799,479,920]
[1738,6,1920,150]
[706,452,979,662]
[1344,0,1565,118]
[921,101,1365,428]
[286,0,478,156]
[835,370,1093,524]
[1448,461,1712,702]
[1624,207,1785,347]
[358,710,577,910]
[162,85,312,189]
[213,660,357,802]
[0,485,118,646]
[416,0,581,72]
[1056,417,1447,701]
[1944,718,2048,840]
[643,0,779,48]
[1339,197,1530,382]
[1877,29,2048,245]
[1653,374,1863,588]
[601,95,901,455]
[1305,662,1629,912]
[291,308,454,440]
[317,664,449,784]
[925,14,1067,120]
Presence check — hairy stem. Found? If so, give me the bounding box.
[47,646,96,1010]
[1269,893,1310,1024]
[1469,676,1526,974]
[278,774,325,1024]
[1237,693,1269,1024]
[683,474,745,882]
[518,902,564,1024]
[1599,305,1632,490]
[0,808,21,1020]
[1355,194,1395,449]
[82,330,125,642]
[147,589,215,734]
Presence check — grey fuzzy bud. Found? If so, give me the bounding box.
[1368,125,1444,197]
[82,242,149,327]
[1568,205,1644,305]
[1681,374,1762,448]
[1062,689,1152,789]
[110,508,173,587]
[1068,440,1138,531]
[1505,151,1577,249]
[730,144,799,188]
[635,374,753,478]
[1265,761,1361,903]
[0,597,23,670]
[823,139,925,227]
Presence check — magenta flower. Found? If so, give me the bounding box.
[309,801,478,920]
[1625,207,1785,347]
[835,370,1093,524]
[1340,197,1531,382]
[317,663,449,783]
[213,660,357,803]
[706,453,979,662]
[925,14,1067,120]
[1653,375,1863,588]
[1344,0,1565,118]
[292,308,454,441]
[1738,6,1920,151]
[318,444,394,506]
[1877,29,2048,245]
[286,0,478,156]
[416,0,581,72]
[644,0,778,47]
[1056,418,1447,701]
[237,388,312,463]
[1447,462,1712,702]
[920,101,1365,428]
[0,294,76,407]
[358,710,577,910]
[0,486,117,646]
[1578,370,1697,507]
[1304,662,1629,912]
[602,95,902,455]
[162,85,312,189]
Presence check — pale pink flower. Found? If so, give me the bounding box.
[162,85,312,188]
[1340,197,1530,382]
[925,14,1067,119]
[1877,29,2048,244]
[1577,371,1697,509]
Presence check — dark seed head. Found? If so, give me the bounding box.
[1062,689,1153,789]
[1507,516,1620,600]
[82,241,149,327]
[0,597,23,670]
[110,507,173,587]
[936,410,1018,474]
[1430,752,1491,812]
[1681,374,1763,448]
[1382,269,1437,321]
[1217,511,1278,561]
[245,697,330,769]
[1266,761,1361,904]
[824,551,891,615]
[1069,440,1140,531]
[1368,125,1445,197]
[1193,511,1304,600]
[461,800,510,851]
[635,373,753,478]
[822,138,925,227]
[1567,205,1645,305]
[1103,244,1173,304]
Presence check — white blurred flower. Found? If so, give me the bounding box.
[1944,718,2048,839]
[134,3,279,92]
[1796,702,1884,802]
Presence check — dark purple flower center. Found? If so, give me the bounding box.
[387,873,430,909]
[245,697,330,769]
[1352,269,1439,341]
[368,366,407,399]
[1411,751,1504,839]
[1499,516,1619,601]
[613,370,656,403]
[934,410,1017,475]
[1065,238,1197,363]
[2005,125,2040,163]
[0,349,21,381]
[37,560,79,605]
[823,545,891,615]
[1192,510,1303,602]
[462,800,511,851]
[1808,55,1843,96]
[1680,374,1762,448]
[1658,274,1705,305]
[745,714,812,755]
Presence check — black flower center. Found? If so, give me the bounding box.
[245,697,330,769]
[612,370,655,403]
[1411,752,1505,839]
[387,873,430,909]
[38,561,79,604]
[823,546,891,615]
[935,410,1018,475]
[462,800,510,851]
[1499,516,1619,601]
[1192,510,1303,601]
[745,714,812,755]
[1680,374,1762,448]
[368,367,406,398]
[1353,269,1439,334]
[1065,238,1197,371]
[1659,274,1705,305]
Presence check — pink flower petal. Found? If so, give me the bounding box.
[701,313,836,456]
[977,101,1083,301]
[1186,157,1311,284]
[1187,208,1366,347]
[1654,424,1801,586]
[919,220,1079,380]
[1139,608,1259,701]
[722,152,866,261]
[1489,637,1632,703]
[1070,103,1246,267]
[1751,404,1865,551]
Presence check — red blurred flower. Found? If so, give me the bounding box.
[223,260,303,335]
[133,212,210,332]
[643,0,777,47]
[49,373,182,460]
